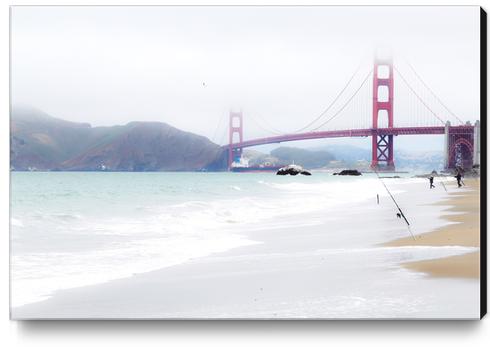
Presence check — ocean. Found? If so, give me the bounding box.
[10,172,477,315]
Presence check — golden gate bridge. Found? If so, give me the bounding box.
[221,56,480,171]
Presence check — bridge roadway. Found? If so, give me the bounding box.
[223,125,475,149]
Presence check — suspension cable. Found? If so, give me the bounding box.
[250,111,286,135]
[239,63,364,136]
[403,60,464,125]
[291,63,363,133]
[247,112,283,135]
[393,66,445,125]
[211,110,227,143]
[219,126,227,145]
[309,69,373,132]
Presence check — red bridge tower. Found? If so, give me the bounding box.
[228,111,243,169]
[371,58,395,170]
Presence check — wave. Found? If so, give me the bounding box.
[11,218,24,227]
[10,175,432,308]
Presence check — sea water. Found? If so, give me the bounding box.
[11,171,386,307]
[9,171,472,309]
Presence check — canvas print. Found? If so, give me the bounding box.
[10,6,483,319]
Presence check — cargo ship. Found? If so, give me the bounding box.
[231,165,283,173]
[230,157,282,172]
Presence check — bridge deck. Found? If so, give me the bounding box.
[223,126,474,149]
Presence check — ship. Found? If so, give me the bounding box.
[230,157,282,173]
[231,165,283,173]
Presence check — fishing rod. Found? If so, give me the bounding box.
[374,170,416,240]
[440,181,448,192]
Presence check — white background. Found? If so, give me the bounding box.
[1,1,488,346]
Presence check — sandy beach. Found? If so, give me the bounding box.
[11,175,480,319]
[385,179,480,279]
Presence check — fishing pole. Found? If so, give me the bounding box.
[374,170,416,240]
[440,181,448,192]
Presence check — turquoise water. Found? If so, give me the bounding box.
[10,172,480,318]
[10,171,399,307]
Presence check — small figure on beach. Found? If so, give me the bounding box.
[429,176,435,189]
[455,173,463,188]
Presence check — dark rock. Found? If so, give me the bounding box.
[333,169,362,176]
[276,164,312,176]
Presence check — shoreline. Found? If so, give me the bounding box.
[11,178,480,319]
[384,179,480,279]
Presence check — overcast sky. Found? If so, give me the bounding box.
[11,6,480,151]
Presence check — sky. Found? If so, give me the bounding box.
[11,6,480,152]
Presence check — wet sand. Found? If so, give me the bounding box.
[385,179,480,279]
[12,179,480,319]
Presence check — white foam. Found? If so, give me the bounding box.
[11,234,259,307]
[10,175,462,309]
[11,218,24,227]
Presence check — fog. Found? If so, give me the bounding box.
[11,6,480,151]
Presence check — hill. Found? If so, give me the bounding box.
[309,144,371,163]
[269,147,335,169]
[309,143,443,171]
[10,106,226,171]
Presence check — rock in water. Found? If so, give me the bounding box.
[333,169,362,176]
[276,164,312,176]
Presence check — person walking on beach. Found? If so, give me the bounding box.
[429,176,435,189]
[455,172,463,188]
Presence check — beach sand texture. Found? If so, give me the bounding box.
[386,179,480,279]
[11,176,480,319]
